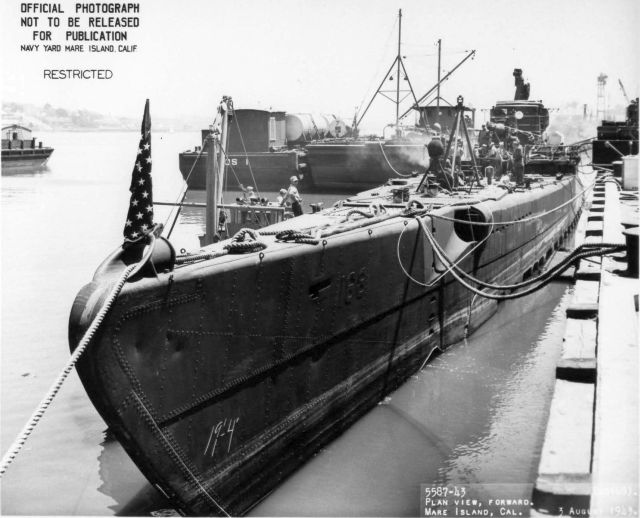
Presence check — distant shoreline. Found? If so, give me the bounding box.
[2,127,199,133]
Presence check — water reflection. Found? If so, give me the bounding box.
[251,284,569,517]
[1,165,51,177]
[97,434,171,516]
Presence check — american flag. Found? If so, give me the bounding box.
[123,99,154,242]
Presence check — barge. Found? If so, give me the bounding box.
[178,109,309,191]
[1,124,54,171]
[591,97,639,167]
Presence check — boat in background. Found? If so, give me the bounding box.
[68,82,593,515]
[303,13,476,192]
[179,11,476,194]
[169,99,288,245]
[178,108,317,191]
[591,96,639,168]
[488,68,550,144]
[1,124,54,171]
[482,68,579,177]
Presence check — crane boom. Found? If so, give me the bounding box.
[618,79,630,104]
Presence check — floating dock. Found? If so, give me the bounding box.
[532,174,638,516]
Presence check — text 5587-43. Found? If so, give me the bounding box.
[424,487,467,498]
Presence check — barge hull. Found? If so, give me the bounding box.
[179,151,299,191]
[305,141,427,190]
[1,149,54,170]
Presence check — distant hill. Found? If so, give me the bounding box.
[1,101,209,132]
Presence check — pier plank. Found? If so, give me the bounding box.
[575,257,602,281]
[532,379,594,514]
[585,220,603,237]
[591,270,639,516]
[556,319,597,382]
[566,280,600,318]
[603,182,625,245]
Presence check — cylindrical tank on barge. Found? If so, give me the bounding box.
[312,113,329,138]
[286,113,318,143]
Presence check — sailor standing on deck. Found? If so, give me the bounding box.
[487,143,502,177]
[239,184,259,204]
[512,139,525,185]
[282,176,303,217]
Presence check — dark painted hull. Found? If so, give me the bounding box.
[1,148,54,171]
[591,138,638,167]
[69,176,581,516]
[304,140,428,190]
[179,151,299,191]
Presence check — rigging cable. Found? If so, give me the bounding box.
[416,216,625,300]
[232,116,262,197]
[132,392,230,517]
[356,16,400,119]
[421,214,623,291]
[164,143,207,238]
[427,181,592,226]
[377,141,417,177]
[395,214,495,288]
[395,177,595,290]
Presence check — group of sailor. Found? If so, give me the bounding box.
[238,176,303,218]
[474,137,525,185]
[425,131,526,192]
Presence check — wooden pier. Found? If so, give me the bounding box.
[532,175,638,516]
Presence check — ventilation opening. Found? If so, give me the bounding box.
[453,206,492,242]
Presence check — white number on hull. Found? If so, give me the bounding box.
[203,417,240,457]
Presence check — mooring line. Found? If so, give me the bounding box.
[131,392,231,517]
[0,264,136,477]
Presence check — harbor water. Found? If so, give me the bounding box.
[2,131,570,516]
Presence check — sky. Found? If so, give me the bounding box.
[1,0,639,132]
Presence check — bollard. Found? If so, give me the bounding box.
[622,227,639,277]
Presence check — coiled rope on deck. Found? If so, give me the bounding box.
[0,263,137,477]
[165,145,207,239]
[274,229,320,245]
[175,228,270,266]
